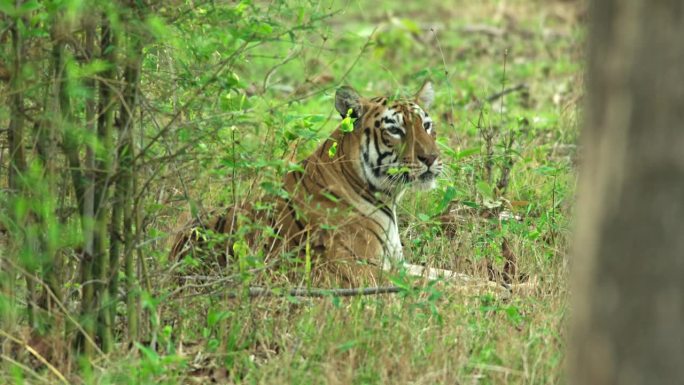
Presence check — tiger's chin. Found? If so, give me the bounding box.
[411,172,438,191]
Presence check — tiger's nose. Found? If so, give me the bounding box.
[418,154,438,167]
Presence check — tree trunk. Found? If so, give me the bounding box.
[571,1,684,384]
[118,38,143,343]
[8,5,26,192]
[7,1,28,327]
[79,13,100,356]
[93,14,116,353]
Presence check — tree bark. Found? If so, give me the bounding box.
[571,1,684,384]
[7,2,26,192]
[120,44,143,344]
[79,13,100,356]
[94,14,116,353]
[7,1,28,327]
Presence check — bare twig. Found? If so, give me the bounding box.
[486,83,528,104]
[460,24,505,37]
[235,286,404,298]
[271,26,379,110]
[133,10,341,164]
[168,259,281,298]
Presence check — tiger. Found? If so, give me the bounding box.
[170,81,478,287]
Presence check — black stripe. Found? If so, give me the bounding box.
[341,166,374,203]
[316,131,395,227]
[339,243,358,258]
[306,175,342,203]
[372,128,381,162]
[339,164,393,220]
[215,214,227,233]
[363,223,391,253]
[318,139,331,158]
[302,166,393,241]
[380,135,393,148]
[298,155,345,206]
[290,170,304,182]
[364,127,371,154]
[372,160,384,177]
[377,150,394,165]
[284,198,306,232]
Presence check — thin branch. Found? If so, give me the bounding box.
[270,26,379,111]
[486,82,528,103]
[133,11,340,164]
[235,286,405,298]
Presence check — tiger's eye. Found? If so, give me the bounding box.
[388,127,403,135]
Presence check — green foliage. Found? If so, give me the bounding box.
[341,108,356,132]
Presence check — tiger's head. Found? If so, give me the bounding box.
[335,82,442,194]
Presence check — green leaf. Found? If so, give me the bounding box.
[232,239,249,259]
[336,340,358,352]
[340,108,355,132]
[476,180,493,199]
[146,15,169,40]
[135,342,160,363]
[400,18,421,34]
[207,308,230,328]
[0,1,15,16]
[328,141,338,158]
[389,274,411,291]
[434,185,459,214]
[76,59,112,78]
[220,93,247,111]
[253,22,273,36]
[505,305,523,325]
[535,165,559,176]
[0,0,40,16]
[387,166,410,175]
[438,143,480,161]
[321,192,340,202]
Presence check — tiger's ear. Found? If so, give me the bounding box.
[414,81,434,109]
[335,86,363,118]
